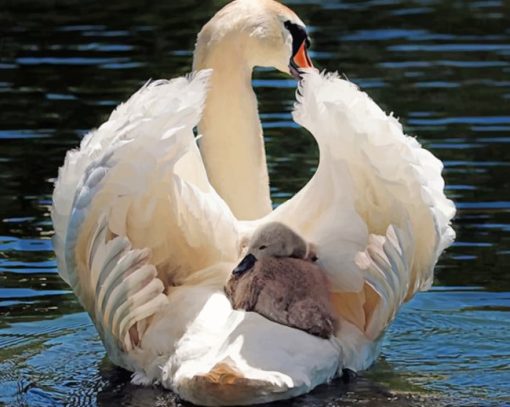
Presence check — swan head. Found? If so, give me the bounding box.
[233,222,317,276]
[193,0,313,78]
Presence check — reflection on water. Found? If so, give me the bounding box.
[1,0,509,405]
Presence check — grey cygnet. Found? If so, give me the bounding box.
[225,222,337,339]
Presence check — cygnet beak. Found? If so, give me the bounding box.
[233,253,257,276]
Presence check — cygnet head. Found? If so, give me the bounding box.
[233,222,317,276]
[193,0,313,78]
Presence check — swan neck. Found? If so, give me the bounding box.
[194,39,272,221]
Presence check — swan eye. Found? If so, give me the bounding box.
[259,245,267,250]
[284,20,309,55]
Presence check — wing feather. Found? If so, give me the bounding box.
[356,225,414,339]
[84,216,168,358]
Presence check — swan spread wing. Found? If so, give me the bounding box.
[271,70,455,341]
[51,70,240,366]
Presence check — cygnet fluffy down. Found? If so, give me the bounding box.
[225,222,338,338]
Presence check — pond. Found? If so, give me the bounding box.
[1,0,509,405]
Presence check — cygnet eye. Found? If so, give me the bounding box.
[259,245,267,250]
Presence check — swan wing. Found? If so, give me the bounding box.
[272,70,455,338]
[51,70,240,363]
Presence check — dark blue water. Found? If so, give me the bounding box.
[1,0,509,405]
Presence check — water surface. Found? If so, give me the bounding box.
[1,0,509,405]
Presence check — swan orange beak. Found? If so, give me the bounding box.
[289,42,314,79]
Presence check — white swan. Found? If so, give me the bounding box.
[51,0,456,405]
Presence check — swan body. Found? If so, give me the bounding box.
[51,0,455,405]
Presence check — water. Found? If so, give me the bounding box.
[1,0,509,405]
